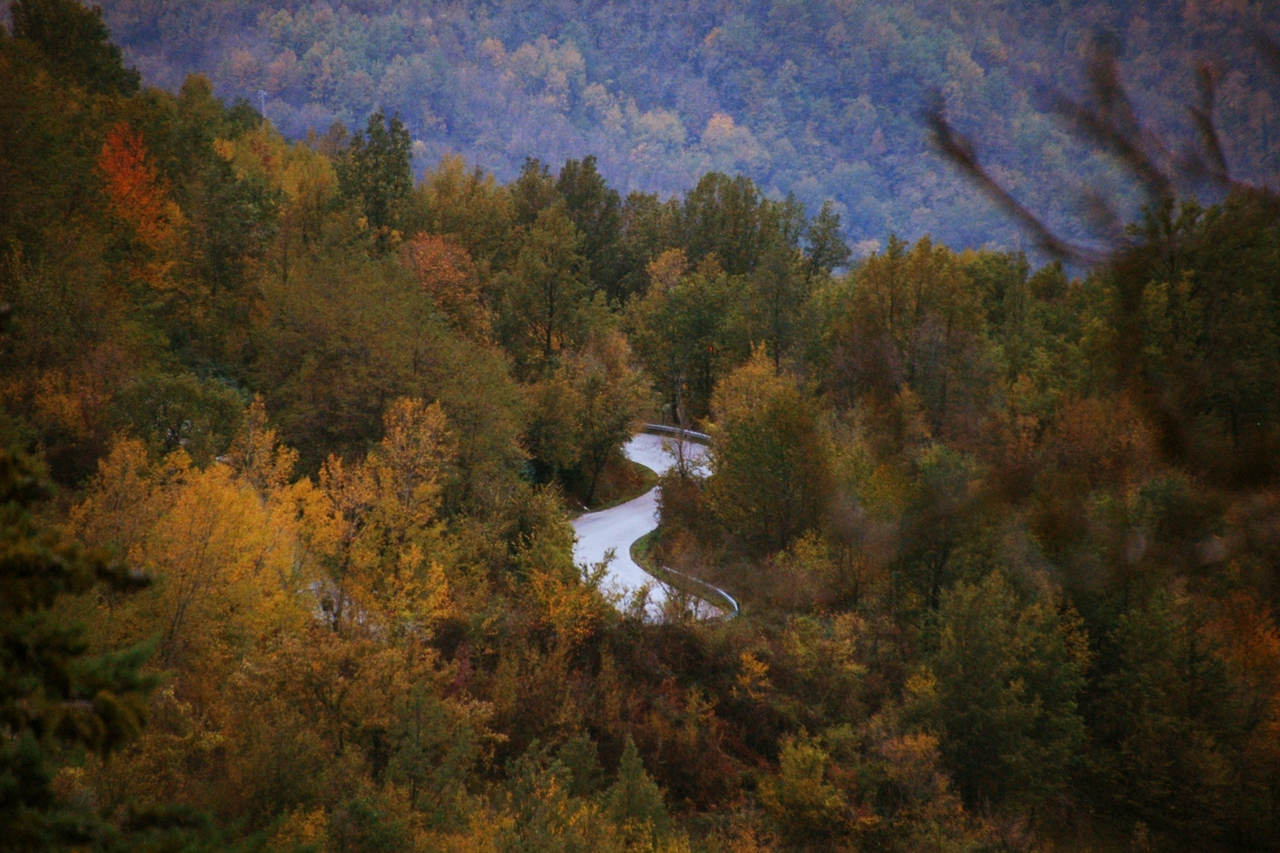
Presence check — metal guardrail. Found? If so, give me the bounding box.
[656,565,739,618]
[640,423,711,443]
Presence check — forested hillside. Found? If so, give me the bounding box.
[89,0,1280,253]
[5,2,1280,852]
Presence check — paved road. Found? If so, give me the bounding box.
[572,433,708,611]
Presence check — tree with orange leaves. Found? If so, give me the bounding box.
[405,233,492,342]
[97,121,192,309]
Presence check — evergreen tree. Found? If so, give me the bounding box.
[804,200,851,280]
[0,445,154,850]
[511,157,560,228]
[605,736,670,845]
[8,0,139,95]
[556,155,623,302]
[904,572,1089,812]
[338,108,412,249]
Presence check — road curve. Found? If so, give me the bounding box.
[572,433,708,612]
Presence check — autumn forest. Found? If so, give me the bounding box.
[4,1,1280,852]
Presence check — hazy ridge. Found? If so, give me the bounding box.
[98,0,1279,252]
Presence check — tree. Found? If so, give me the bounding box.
[614,191,680,302]
[626,250,729,423]
[511,157,559,229]
[97,121,194,318]
[827,236,993,438]
[0,446,154,851]
[568,330,650,506]
[405,232,492,342]
[316,398,454,634]
[497,204,590,372]
[892,443,982,612]
[680,172,764,277]
[1086,590,1247,842]
[339,108,412,249]
[746,232,808,372]
[9,0,139,95]
[759,731,848,845]
[556,155,624,302]
[605,735,671,847]
[903,572,1089,812]
[804,201,851,281]
[412,154,514,269]
[708,349,833,556]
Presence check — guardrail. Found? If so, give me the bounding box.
[658,565,739,618]
[640,423,711,444]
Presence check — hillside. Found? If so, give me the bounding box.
[96,0,1280,253]
[6,2,1280,852]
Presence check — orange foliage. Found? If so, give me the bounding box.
[1208,593,1280,751]
[405,233,492,341]
[1045,393,1156,488]
[97,122,186,294]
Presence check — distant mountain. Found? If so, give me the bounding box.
[98,0,1279,252]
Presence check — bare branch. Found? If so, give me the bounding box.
[1049,41,1175,205]
[1185,65,1231,188]
[924,100,1101,264]
[924,32,1277,267]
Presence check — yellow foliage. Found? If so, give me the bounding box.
[528,566,606,650]
[270,807,329,851]
[73,436,315,713]
[312,398,457,633]
[734,651,772,702]
[710,345,791,431]
[645,249,688,293]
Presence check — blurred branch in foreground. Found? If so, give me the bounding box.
[926,32,1280,265]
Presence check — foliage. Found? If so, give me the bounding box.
[338,108,412,251]
[707,349,833,556]
[7,7,1280,851]
[91,0,1280,255]
[0,447,146,850]
[903,572,1089,812]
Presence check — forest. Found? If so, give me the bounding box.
[4,1,1280,852]
[85,0,1280,254]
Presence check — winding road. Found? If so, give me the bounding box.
[572,432,727,615]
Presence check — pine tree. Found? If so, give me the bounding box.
[605,736,670,845]
[804,200,851,280]
[338,108,412,250]
[0,446,153,851]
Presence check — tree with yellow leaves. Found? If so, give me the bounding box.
[315,398,456,635]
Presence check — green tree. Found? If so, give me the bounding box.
[497,204,590,372]
[626,250,729,422]
[8,0,139,95]
[605,736,670,846]
[412,154,514,269]
[1086,590,1246,842]
[708,350,833,556]
[614,191,680,302]
[745,232,808,372]
[804,200,851,281]
[511,157,560,228]
[338,108,412,249]
[827,236,993,436]
[759,731,848,845]
[556,155,624,302]
[0,446,155,851]
[892,444,982,612]
[568,330,651,506]
[903,572,1089,812]
[679,172,764,277]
